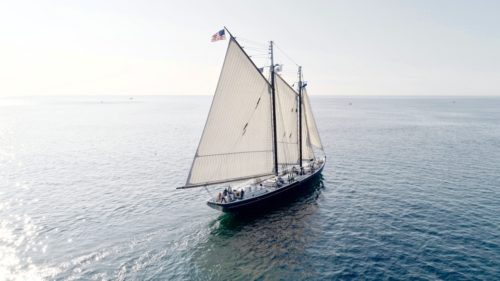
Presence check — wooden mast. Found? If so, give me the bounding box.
[270,41,279,176]
[298,66,303,169]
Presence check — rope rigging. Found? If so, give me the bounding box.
[236,36,304,170]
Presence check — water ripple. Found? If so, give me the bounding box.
[0,96,499,280]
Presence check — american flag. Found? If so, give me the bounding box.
[211,29,226,42]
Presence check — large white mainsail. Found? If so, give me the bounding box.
[185,38,275,187]
[275,74,299,165]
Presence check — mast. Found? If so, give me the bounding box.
[270,41,278,176]
[298,66,303,169]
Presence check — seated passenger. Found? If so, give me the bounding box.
[278,177,284,185]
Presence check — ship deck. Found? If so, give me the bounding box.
[206,157,325,212]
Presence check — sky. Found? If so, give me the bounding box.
[0,0,499,96]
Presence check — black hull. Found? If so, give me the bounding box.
[207,163,325,213]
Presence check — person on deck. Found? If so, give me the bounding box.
[277,177,284,185]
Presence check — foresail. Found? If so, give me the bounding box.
[185,39,274,187]
[301,100,315,161]
[303,89,323,150]
[275,74,299,165]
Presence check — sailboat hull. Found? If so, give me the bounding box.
[206,161,325,213]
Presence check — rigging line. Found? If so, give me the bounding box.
[242,46,268,50]
[248,54,271,57]
[274,43,300,67]
[246,51,269,54]
[277,71,300,77]
[238,40,267,47]
[248,52,270,55]
[248,54,269,59]
[243,49,268,55]
[236,37,268,47]
[249,55,271,59]
[277,69,298,73]
[246,52,269,56]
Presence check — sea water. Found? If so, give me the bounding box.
[1,96,499,280]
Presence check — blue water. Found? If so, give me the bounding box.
[1,96,499,280]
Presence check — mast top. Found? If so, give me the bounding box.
[223,26,235,39]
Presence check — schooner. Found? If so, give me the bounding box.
[178,28,325,213]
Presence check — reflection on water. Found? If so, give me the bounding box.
[0,201,58,281]
[1,96,500,280]
[191,178,325,280]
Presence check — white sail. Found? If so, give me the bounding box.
[302,89,323,150]
[185,39,274,187]
[275,74,299,165]
[301,98,315,161]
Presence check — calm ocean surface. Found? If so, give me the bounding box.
[1,96,499,280]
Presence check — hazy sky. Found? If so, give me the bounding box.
[1,0,499,96]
